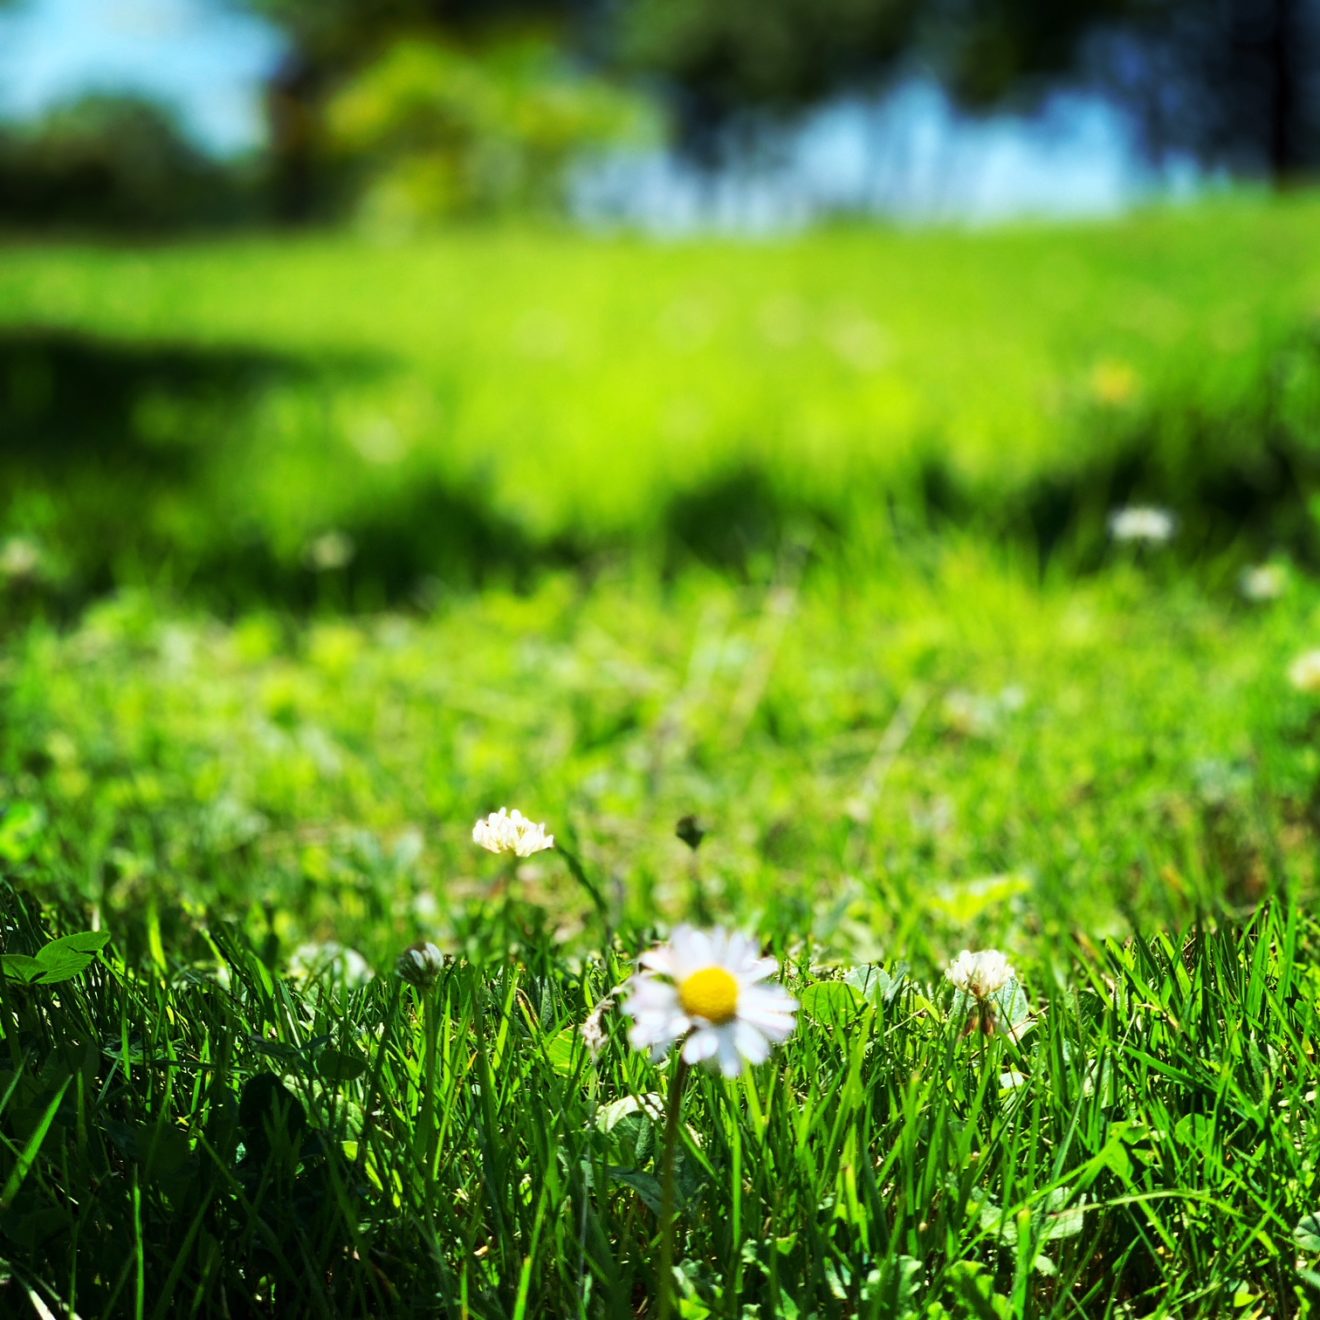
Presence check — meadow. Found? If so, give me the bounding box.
[2,196,1320,1316]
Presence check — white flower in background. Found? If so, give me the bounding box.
[288,941,373,988]
[1289,650,1320,695]
[396,940,446,988]
[0,536,42,579]
[579,989,620,1057]
[1239,563,1286,602]
[1108,506,1175,545]
[304,530,355,571]
[623,926,798,1077]
[945,949,1016,1000]
[472,807,554,857]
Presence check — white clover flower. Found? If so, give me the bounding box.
[945,949,1016,1000]
[304,530,355,571]
[396,941,446,988]
[1108,506,1175,545]
[472,807,555,857]
[1289,650,1320,695]
[0,536,42,579]
[288,941,373,988]
[622,926,797,1077]
[1239,564,1286,603]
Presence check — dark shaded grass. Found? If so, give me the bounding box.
[3,319,1320,619]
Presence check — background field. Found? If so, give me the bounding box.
[4,195,1320,609]
[3,201,1320,1316]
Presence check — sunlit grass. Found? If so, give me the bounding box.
[2,193,1320,602]
[4,198,1320,1313]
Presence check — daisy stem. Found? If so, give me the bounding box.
[657,1055,691,1320]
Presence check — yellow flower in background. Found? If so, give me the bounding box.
[472,807,555,857]
[1089,359,1139,405]
[623,926,797,1077]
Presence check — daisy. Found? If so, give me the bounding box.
[472,807,554,857]
[623,926,797,1077]
[1108,505,1175,545]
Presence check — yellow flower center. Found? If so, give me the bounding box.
[678,967,740,1024]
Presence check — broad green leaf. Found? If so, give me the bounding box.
[543,1026,581,1077]
[40,931,111,957]
[608,1167,662,1215]
[1295,1213,1320,1253]
[316,1048,368,1082]
[800,980,865,1027]
[0,955,45,984]
[843,962,910,1005]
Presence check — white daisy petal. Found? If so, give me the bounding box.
[738,956,780,985]
[618,926,798,1073]
[733,1021,771,1065]
[721,931,756,966]
[683,1028,721,1064]
[671,927,715,980]
[639,946,676,975]
[715,1028,745,1078]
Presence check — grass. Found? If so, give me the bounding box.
[4,880,1319,1316]
[3,196,1320,1314]
[2,194,1320,605]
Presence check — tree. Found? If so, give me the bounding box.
[0,95,242,231]
[615,0,918,166]
[614,0,1320,184]
[242,0,590,219]
[325,33,652,226]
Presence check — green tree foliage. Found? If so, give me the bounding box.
[326,34,654,225]
[0,95,242,231]
[615,0,1319,182]
[616,0,917,160]
[247,0,588,219]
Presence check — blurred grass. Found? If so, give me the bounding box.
[2,194,1320,608]
[3,548,1316,960]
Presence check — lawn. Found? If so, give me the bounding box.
[2,198,1320,1316]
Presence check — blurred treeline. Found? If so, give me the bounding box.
[0,0,1318,231]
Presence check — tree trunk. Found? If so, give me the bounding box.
[1265,0,1303,185]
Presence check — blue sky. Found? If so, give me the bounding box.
[0,0,284,154]
[0,0,1194,225]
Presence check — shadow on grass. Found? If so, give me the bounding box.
[3,323,1320,615]
[0,328,369,606]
